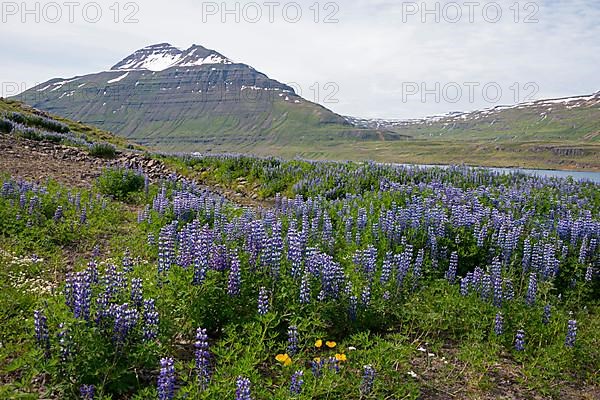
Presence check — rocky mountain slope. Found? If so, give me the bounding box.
[15,43,395,151]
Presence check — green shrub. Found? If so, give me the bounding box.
[96,168,145,201]
[16,126,43,141]
[89,142,117,159]
[0,118,13,133]
[7,111,25,124]
[7,111,70,133]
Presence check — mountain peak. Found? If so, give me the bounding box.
[111,43,233,72]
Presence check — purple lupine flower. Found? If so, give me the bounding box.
[64,273,74,310]
[494,313,504,335]
[491,258,503,307]
[481,274,492,300]
[257,287,269,315]
[235,376,252,400]
[412,248,424,290]
[394,250,412,287]
[311,358,325,377]
[57,323,72,363]
[33,309,50,356]
[94,291,111,326]
[460,276,470,296]
[327,356,340,373]
[122,249,133,273]
[299,273,311,304]
[289,370,304,396]
[130,278,143,308]
[53,206,63,222]
[287,325,299,356]
[349,295,358,321]
[526,272,537,306]
[361,285,371,308]
[504,279,514,302]
[565,319,577,347]
[195,328,211,389]
[445,251,458,284]
[66,270,92,321]
[380,252,393,284]
[158,223,177,275]
[147,233,156,246]
[80,384,95,399]
[578,238,588,265]
[542,304,551,325]
[80,207,87,225]
[92,245,100,258]
[515,330,525,351]
[287,226,303,280]
[113,303,139,344]
[585,266,594,282]
[143,299,159,341]
[192,254,208,287]
[227,254,242,296]
[157,357,175,400]
[361,364,376,394]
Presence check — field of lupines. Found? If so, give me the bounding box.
[1,155,599,399]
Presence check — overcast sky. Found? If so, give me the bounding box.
[1,0,599,119]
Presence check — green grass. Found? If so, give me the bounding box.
[0,99,143,151]
[1,156,598,399]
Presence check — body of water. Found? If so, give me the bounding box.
[393,163,600,183]
[487,167,600,183]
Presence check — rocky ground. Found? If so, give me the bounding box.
[0,133,267,207]
[0,134,168,187]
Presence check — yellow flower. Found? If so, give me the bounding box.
[315,340,323,348]
[335,353,347,362]
[314,357,321,363]
[276,353,292,366]
[326,341,337,348]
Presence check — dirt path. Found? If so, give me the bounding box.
[0,133,270,209]
[0,134,104,188]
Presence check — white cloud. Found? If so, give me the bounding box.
[1,0,599,119]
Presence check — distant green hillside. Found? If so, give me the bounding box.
[382,94,600,143]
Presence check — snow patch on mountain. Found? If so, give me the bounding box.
[112,43,233,72]
[107,72,130,84]
[49,78,80,92]
[178,53,232,67]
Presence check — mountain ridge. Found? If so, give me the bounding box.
[16,42,400,151]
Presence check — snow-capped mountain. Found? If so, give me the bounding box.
[347,92,600,130]
[15,43,392,151]
[111,43,233,72]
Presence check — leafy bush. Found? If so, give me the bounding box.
[15,125,43,141]
[0,118,13,133]
[7,111,70,133]
[6,111,25,124]
[89,142,117,159]
[96,168,145,201]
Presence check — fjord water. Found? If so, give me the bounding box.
[488,167,600,183]
[394,164,600,183]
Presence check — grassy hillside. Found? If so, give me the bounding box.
[15,67,395,150]
[385,96,600,143]
[0,98,141,150]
